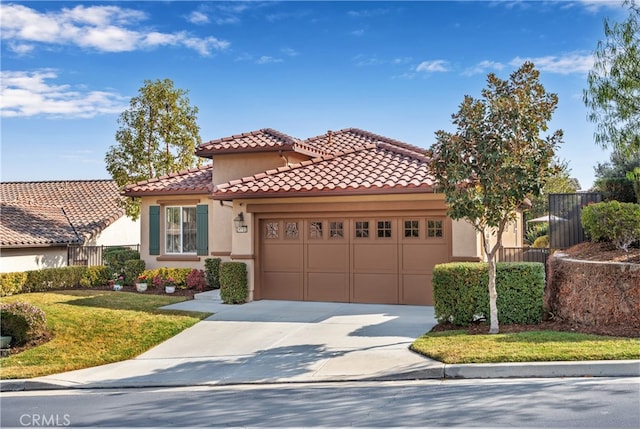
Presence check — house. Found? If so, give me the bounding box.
[123,128,524,305]
[0,180,140,273]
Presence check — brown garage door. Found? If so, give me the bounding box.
[259,216,450,305]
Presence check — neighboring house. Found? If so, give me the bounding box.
[123,128,524,305]
[0,180,140,273]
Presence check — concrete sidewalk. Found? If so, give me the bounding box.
[2,292,638,391]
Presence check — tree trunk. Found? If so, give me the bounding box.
[482,229,500,334]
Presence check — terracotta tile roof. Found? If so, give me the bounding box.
[0,180,125,247]
[123,164,213,197]
[0,203,80,247]
[196,128,299,156]
[213,142,435,199]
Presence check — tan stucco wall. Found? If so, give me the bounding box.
[0,247,67,273]
[451,219,481,259]
[212,152,290,185]
[138,194,212,271]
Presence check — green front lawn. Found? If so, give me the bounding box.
[411,329,640,364]
[0,290,211,379]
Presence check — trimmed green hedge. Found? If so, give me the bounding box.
[204,258,221,289]
[124,259,146,285]
[0,266,111,296]
[220,262,247,304]
[433,262,546,326]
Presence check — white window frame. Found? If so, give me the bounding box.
[165,206,197,254]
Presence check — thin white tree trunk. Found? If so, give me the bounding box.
[482,228,500,334]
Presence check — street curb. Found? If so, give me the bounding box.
[443,360,640,379]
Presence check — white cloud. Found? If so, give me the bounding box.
[416,60,450,73]
[281,47,299,57]
[510,52,593,74]
[0,70,128,118]
[187,11,210,25]
[462,60,506,76]
[256,56,283,65]
[351,29,365,37]
[1,4,229,56]
[576,0,623,13]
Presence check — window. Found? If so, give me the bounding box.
[285,222,299,239]
[427,219,444,238]
[355,221,369,238]
[309,221,323,239]
[404,220,420,238]
[377,220,392,238]
[166,206,197,253]
[329,221,344,239]
[266,222,279,239]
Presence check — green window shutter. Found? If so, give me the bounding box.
[149,205,160,256]
[196,204,209,256]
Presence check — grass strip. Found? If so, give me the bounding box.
[0,290,211,379]
[411,330,640,364]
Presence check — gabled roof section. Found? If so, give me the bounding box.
[0,180,125,247]
[196,128,299,157]
[123,164,213,197]
[296,128,429,160]
[213,142,436,199]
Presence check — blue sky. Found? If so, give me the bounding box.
[0,1,626,189]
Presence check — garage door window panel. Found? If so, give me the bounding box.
[265,221,280,239]
[355,221,370,239]
[427,219,444,239]
[285,222,299,240]
[329,221,344,239]
[404,220,420,239]
[309,221,323,239]
[377,220,392,238]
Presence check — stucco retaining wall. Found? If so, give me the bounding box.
[545,252,640,329]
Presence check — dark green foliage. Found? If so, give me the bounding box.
[433,262,546,326]
[0,301,48,346]
[581,201,640,252]
[204,258,221,289]
[219,262,247,304]
[124,259,146,285]
[103,247,140,275]
[24,266,88,292]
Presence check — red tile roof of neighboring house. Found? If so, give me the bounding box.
[122,164,213,197]
[0,180,126,247]
[213,140,435,199]
[196,128,299,156]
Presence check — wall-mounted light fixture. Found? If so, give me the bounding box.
[234,212,248,233]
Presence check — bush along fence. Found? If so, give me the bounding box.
[220,262,248,304]
[432,262,546,326]
[1,257,225,297]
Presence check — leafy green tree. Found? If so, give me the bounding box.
[594,150,640,202]
[106,79,202,219]
[527,158,580,220]
[428,62,562,334]
[583,0,639,158]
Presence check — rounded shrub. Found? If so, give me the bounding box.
[205,258,221,289]
[581,201,640,252]
[0,301,48,346]
[124,259,146,285]
[220,262,247,304]
[532,235,549,248]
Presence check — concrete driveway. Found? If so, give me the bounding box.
[35,299,443,389]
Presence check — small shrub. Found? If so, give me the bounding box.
[186,269,207,292]
[124,259,146,285]
[220,262,247,304]
[525,223,548,246]
[103,247,140,275]
[1,272,27,296]
[80,266,111,287]
[582,201,640,253]
[0,301,48,347]
[432,262,546,326]
[532,235,549,248]
[205,258,221,289]
[142,267,191,289]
